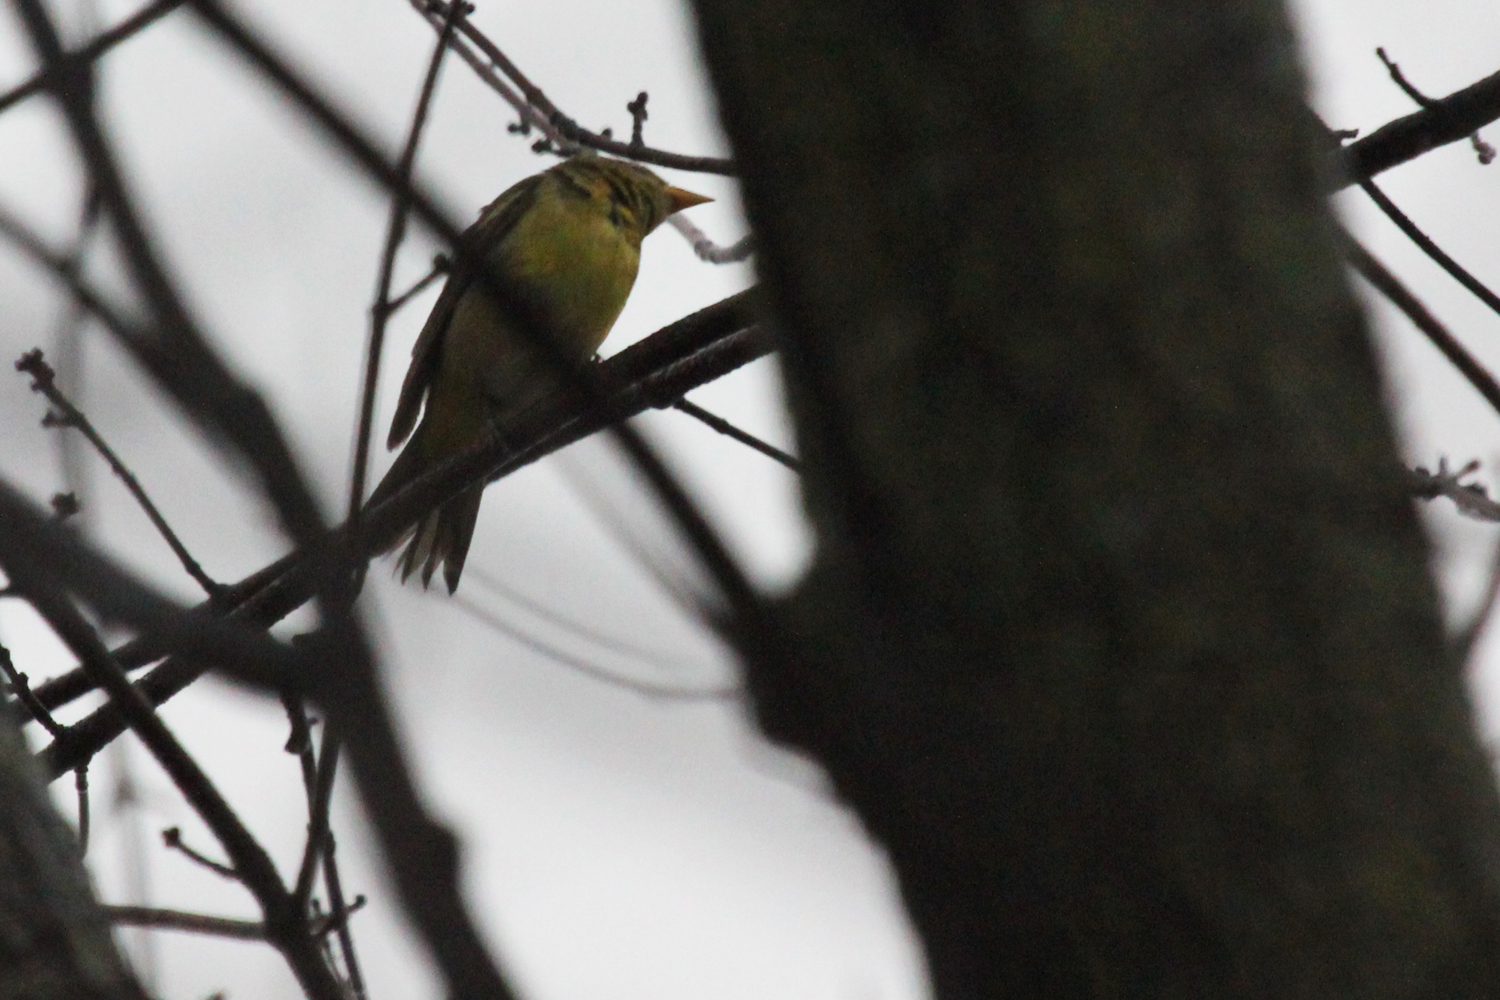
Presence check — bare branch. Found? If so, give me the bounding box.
[1356,178,1500,322]
[409,0,737,175]
[8,575,343,1000]
[0,0,189,117]
[16,349,224,598]
[13,0,329,549]
[1375,48,1496,165]
[350,1,464,523]
[104,905,265,942]
[673,398,800,471]
[1341,63,1500,183]
[1343,234,1500,421]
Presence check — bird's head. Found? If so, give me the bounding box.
[554,155,712,244]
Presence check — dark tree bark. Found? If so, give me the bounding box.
[688,0,1500,996]
[0,706,143,1000]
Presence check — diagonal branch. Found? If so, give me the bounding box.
[1343,232,1500,420]
[31,292,765,769]
[0,0,189,117]
[1356,177,1500,322]
[1341,64,1500,184]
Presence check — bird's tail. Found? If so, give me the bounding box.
[367,418,485,594]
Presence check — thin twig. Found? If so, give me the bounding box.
[284,692,366,1000]
[350,0,463,524]
[1376,47,1438,109]
[409,0,736,175]
[1343,234,1500,420]
[388,256,448,313]
[318,831,366,1000]
[1,640,66,737]
[293,724,341,915]
[449,592,741,701]
[1356,178,1500,322]
[16,349,223,598]
[104,905,266,942]
[674,398,800,471]
[163,827,237,878]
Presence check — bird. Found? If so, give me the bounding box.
[367,154,712,593]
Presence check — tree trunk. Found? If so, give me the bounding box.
[687,0,1500,995]
[0,704,142,1000]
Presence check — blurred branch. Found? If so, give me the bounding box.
[666,213,754,263]
[0,0,188,117]
[409,0,737,175]
[449,592,742,701]
[104,905,265,942]
[1343,233,1500,420]
[7,573,343,1000]
[1410,458,1500,522]
[14,0,330,550]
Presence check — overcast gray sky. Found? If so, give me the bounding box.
[0,1,1498,998]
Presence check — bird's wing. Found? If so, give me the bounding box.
[386,173,544,449]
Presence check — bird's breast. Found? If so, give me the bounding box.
[500,191,642,352]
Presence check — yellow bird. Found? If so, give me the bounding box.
[369,155,711,592]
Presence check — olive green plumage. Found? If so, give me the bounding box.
[368,155,710,592]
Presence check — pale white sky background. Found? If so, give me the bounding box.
[0,2,1497,999]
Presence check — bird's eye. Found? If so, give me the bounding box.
[608,205,626,229]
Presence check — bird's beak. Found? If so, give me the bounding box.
[665,185,713,215]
